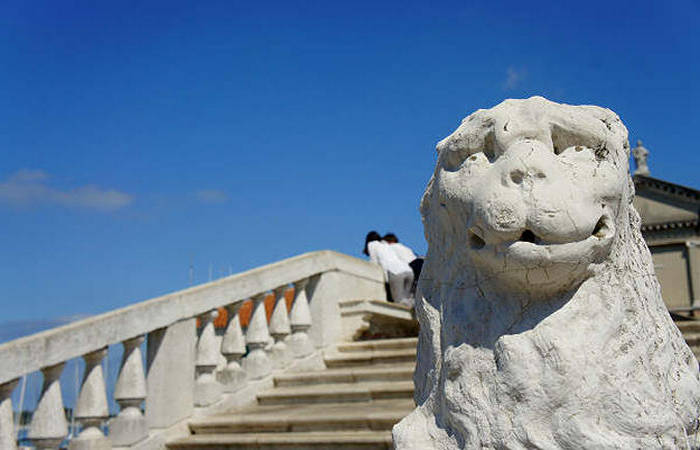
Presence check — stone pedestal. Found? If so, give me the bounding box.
[68,427,111,450]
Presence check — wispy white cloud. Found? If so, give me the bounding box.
[195,189,228,204]
[0,169,132,212]
[503,66,527,90]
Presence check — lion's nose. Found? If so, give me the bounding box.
[509,168,546,184]
[503,139,555,186]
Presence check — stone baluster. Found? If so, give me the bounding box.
[289,279,315,358]
[69,348,111,450]
[0,379,18,450]
[218,303,247,392]
[269,285,292,367]
[146,319,196,429]
[194,310,222,406]
[28,363,68,450]
[111,336,147,446]
[242,293,272,379]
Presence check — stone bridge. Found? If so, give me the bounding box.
[0,251,418,449]
[2,249,698,449]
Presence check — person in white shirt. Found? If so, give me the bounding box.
[383,233,423,298]
[383,233,416,264]
[363,231,414,307]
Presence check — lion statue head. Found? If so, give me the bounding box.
[393,97,700,449]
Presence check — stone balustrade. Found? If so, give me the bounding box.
[0,250,385,449]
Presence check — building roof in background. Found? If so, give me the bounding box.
[633,174,699,239]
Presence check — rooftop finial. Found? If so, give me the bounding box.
[632,140,650,176]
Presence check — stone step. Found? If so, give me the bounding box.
[689,346,700,360]
[675,320,700,334]
[256,381,414,405]
[188,399,414,434]
[336,337,418,353]
[274,363,415,387]
[167,430,393,449]
[684,333,700,347]
[324,348,417,368]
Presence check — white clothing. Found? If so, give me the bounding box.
[388,242,417,265]
[367,240,414,305]
[388,271,414,307]
[367,240,411,276]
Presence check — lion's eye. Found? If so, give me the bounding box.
[442,148,470,171]
[443,150,491,172]
[558,145,594,158]
[550,125,602,159]
[483,132,497,162]
[553,142,585,156]
[467,152,489,165]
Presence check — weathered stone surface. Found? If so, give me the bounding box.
[146,319,195,429]
[28,363,68,449]
[112,335,148,446]
[0,380,18,450]
[69,348,111,450]
[394,97,700,449]
[218,304,248,392]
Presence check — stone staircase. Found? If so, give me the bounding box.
[167,337,418,449]
[166,318,700,450]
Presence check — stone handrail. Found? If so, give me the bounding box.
[0,250,385,449]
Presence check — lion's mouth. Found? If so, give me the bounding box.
[591,216,611,239]
[518,229,539,244]
[468,214,614,265]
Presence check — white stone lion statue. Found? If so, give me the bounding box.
[393,97,700,449]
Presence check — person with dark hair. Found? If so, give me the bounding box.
[363,231,382,256]
[383,233,415,262]
[383,233,398,243]
[363,231,414,307]
[383,233,423,297]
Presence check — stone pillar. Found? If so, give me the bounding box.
[242,294,272,380]
[69,348,111,450]
[28,363,68,450]
[111,336,148,446]
[0,379,18,450]
[289,279,314,358]
[146,319,195,429]
[307,271,385,348]
[269,285,292,368]
[194,310,223,406]
[218,303,247,392]
[687,241,700,309]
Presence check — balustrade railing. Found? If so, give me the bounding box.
[0,250,385,449]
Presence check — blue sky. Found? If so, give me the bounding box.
[0,0,698,330]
